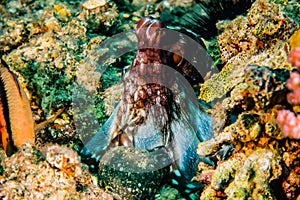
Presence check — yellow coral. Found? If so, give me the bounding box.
[54,4,71,17]
[289,29,300,51]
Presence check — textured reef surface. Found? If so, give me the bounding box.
[0,0,300,199]
[0,144,113,199]
[197,0,300,199]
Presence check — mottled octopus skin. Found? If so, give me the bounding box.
[82,17,214,184]
[0,59,35,156]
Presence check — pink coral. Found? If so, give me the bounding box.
[276,46,300,139]
[288,46,300,67]
[277,110,300,139]
[287,72,300,90]
[287,72,300,104]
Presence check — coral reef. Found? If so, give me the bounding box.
[200,0,297,102]
[277,109,300,139]
[196,1,300,199]
[0,0,123,146]
[197,69,300,198]
[1,0,300,199]
[272,0,300,25]
[199,149,282,200]
[0,144,112,199]
[79,0,119,34]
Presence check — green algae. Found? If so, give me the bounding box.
[205,38,224,69]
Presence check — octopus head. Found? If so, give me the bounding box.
[136,16,165,49]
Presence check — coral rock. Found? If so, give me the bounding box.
[0,143,112,199]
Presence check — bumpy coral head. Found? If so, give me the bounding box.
[136,16,165,49]
[288,46,300,68]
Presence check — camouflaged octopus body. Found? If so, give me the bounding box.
[82,17,214,184]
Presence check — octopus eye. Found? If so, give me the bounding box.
[173,53,182,65]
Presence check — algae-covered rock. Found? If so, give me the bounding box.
[98,146,169,200]
[224,149,281,200]
[200,0,297,103]
[0,143,113,199]
[205,65,290,135]
[197,64,298,199]
[248,0,288,40]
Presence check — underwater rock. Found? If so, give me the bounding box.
[197,147,283,199]
[155,185,186,200]
[82,0,107,10]
[200,41,293,103]
[224,149,282,199]
[217,16,258,62]
[0,143,113,199]
[218,0,297,62]
[98,146,169,200]
[282,140,300,199]
[199,64,244,103]
[79,0,119,34]
[203,65,290,134]
[230,65,290,110]
[197,64,299,199]
[248,0,288,40]
[199,0,298,104]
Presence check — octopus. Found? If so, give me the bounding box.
[81,17,215,198]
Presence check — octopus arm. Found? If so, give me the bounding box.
[170,109,214,181]
[194,106,214,142]
[170,81,215,181]
[80,102,121,160]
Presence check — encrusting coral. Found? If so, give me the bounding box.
[0,144,113,199]
[200,0,298,103]
[196,1,300,199]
